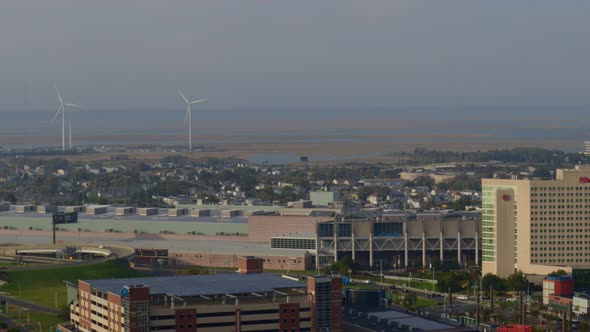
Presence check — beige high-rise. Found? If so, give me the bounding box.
[482,165,590,277]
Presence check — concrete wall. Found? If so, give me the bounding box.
[494,189,516,278]
[0,216,247,236]
[221,210,241,218]
[248,216,332,242]
[115,207,135,216]
[310,191,340,207]
[168,208,188,217]
[0,203,10,212]
[15,205,35,213]
[65,206,85,213]
[137,208,158,216]
[36,205,57,214]
[191,209,210,217]
[85,206,107,215]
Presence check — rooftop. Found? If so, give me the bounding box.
[84,273,306,297]
[545,275,573,281]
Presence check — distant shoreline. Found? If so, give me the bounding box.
[1,134,583,164]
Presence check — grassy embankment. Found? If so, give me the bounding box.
[0,259,143,309]
[0,259,143,329]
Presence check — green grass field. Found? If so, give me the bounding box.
[4,305,65,330]
[414,297,438,309]
[0,259,144,308]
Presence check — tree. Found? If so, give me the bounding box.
[58,304,71,321]
[436,272,462,292]
[452,196,472,211]
[324,256,357,276]
[482,273,504,292]
[411,176,434,188]
[548,269,568,276]
[356,186,389,201]
[505,271,528,291]
[429,256,443,271]
[402,292,417,310]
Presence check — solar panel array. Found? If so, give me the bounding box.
[85,273,305,297]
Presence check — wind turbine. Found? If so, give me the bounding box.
[53,86,80,151]
[177,89,207,150]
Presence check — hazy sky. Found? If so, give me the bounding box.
[2,1,590,112]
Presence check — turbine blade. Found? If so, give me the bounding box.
[185,105,190,122]
[51,105,63,123]
[55,85,63,104]
[65,104,81,108]
[190,99,207,105]
[177,89,189,104]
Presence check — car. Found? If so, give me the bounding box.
[456,295,469,300]
[505,297,518,302]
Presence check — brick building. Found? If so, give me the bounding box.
[59,257,341,332]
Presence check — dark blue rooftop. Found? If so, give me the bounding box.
[545,275,572,281]
[84,273,305,297]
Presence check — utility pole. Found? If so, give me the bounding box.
[518,291,524,324]
[490,285,494,315]
[568,302,573,332]
[476,283,480,328]
[52,215,56,245]
[431,263,435,292]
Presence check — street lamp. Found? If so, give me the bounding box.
[430,263,435,292]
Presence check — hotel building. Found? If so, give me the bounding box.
[482,165,590,277]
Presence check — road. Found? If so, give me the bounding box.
[1,296,59,314]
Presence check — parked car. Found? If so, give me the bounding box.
[456,295,469,300]
[505,297,518,302]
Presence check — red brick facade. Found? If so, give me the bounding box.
[78,281,92,332]
[167,251,310,270]
[307,276,343,332]
[279,303,301,332]
[126,286,150,332]
[330,278,343,332]
[174,308,197,332]
[238,256,263,273]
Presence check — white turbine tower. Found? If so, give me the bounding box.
[177,89,207,150]
[53,86,80,151]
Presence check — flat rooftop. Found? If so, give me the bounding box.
[84,273,306,297]
[1,205,248,224]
